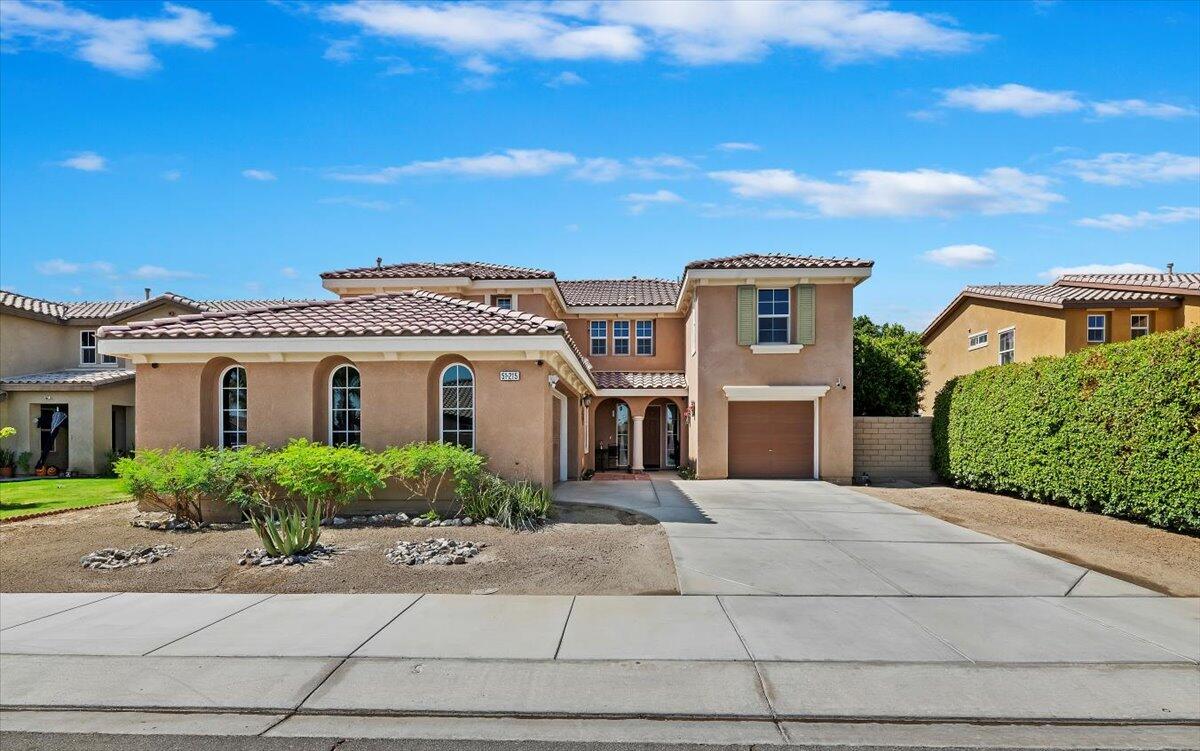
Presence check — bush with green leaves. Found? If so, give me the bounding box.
[271,439,386,520]
[115,448,219,523]
[248,497,324,557]
[460,472,552,530]
[932,327,1200,532]
[854,316,927,417]
[378,441,486,509]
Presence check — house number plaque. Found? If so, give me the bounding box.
[499,371,521,381]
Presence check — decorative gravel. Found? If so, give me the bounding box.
[81,545,176,570]
[237,544,337,567]
[385,538,484,566]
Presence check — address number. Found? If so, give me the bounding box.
[499,371,521,381]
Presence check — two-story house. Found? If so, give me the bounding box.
[0,291,299,475]
[920,270,1199,412]
[96,253,873,487]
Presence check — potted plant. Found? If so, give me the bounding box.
[0,448,14,478]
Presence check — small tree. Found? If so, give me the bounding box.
[378,442,486,511]
[271,439,385,520]
[853,315,928,416]
[115,448,216,523]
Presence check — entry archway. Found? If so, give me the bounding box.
[592,397,631,471]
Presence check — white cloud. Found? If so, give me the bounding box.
[280,267,299,278]
[460,54,498,75]
[327,149,695,184]
[130,264,200,280]
[1039,262,1161,280]
[378,56,415,75]
[709,166,1063,217]
[36,259,115,276]
[320,0,983,67]
[621,188,683,213]
[161,169,183,181]
[319,196,394,211]
[242,168,277,181]
[323,37,359,62]
[58,151,106,172]
[1088,99,1197,119]
[697,203,807,220]
[547,70,586,87]
[0,0,233,75]
[1075,206,1200,231]
[939,84,1082,116]
[1062,152,1200,186]
[921,244,997,268]
[716,141,760,152]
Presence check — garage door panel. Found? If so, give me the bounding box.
[728,401,814,479]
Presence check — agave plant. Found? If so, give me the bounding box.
[247,497,323,557]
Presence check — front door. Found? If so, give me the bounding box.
[643,405,662,469]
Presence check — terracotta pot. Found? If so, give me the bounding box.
[0,467,12,478]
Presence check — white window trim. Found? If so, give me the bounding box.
[756,288,791,345]
[328,364,362,446]
[967,330,989,351]
[1086,314,1107,344]
[1130,313,1150,338]
[635,319,654,356]
[551,388,568,482]
[79,330,118,367]
[997,326,1015,365]
[750,343,804,354]
[612,320,631,356]
[589,321,608,356]
[439,363,476,451]
[218,364,247,449]
[489,293,517,310]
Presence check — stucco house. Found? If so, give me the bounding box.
[0,291,302,474]
[94,253,872,487]
[920,270,1199,413]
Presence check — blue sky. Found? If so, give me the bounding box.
[1,0,1198,328]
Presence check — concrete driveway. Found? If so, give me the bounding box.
[555,476,1159,597]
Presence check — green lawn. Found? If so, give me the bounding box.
[0,478,131,520]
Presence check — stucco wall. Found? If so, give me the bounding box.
[1,315,88,375]
[0,381,133,475]
[563,316,686,372]
[853,416,935,484]
[691,284,856,483]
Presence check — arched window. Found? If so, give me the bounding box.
[330,364,362,446]
[440,363,474,450]
[219,366,247,449]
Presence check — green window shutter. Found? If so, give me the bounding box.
[737,286,756,345]
[795,284,815,345]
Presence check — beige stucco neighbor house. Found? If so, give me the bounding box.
[921,271,1199,413]
[95,253,873,487]
[0,291,302,475]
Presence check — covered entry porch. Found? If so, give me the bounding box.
[586,371,687,474]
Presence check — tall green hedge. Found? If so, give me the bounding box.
[932,327,1200,533]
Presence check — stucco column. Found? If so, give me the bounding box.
[631,415,645,472]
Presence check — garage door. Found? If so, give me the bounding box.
[728,401,814,479]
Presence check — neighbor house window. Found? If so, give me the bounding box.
[80,331,117,366]
[612,321,630,355]
[998,328,1015,365]
[1086,314,1107,344]
[329,364,361,446]
[757,289,790,344]
[440,364,474,450]
[1130,314,1150,339]
[219,366,247,449]
[492,295,513,310]
[968,331,988,350]
[590,321,607,356]
[636,320,654,355]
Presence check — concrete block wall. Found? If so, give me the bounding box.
[853,416,936,484]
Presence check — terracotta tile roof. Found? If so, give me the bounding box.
[1,290,310,322]
[0,291,67,318]
[594,371,687,390]
[321,261,555,281]
[0,368,135,387]
[1055,273,1200,294]
[559,279,681,307]
[962,284,1180,306]
[685,253,874,271]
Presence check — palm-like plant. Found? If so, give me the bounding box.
[247,497,323,557]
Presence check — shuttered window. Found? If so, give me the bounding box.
[736,286,756,345]
[794,284,815,345]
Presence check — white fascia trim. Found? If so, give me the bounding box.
[596,388,687,397]
[723,385,831,401]
[750,343,804,354]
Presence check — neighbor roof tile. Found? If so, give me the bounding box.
[559,279,681,306]
[321,261,555,281]
[962,284,1180,305]
[685,253,873,270]
[1055,273,1200,294]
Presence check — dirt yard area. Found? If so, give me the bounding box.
[857,484,1200,597]
[0,502,678,595]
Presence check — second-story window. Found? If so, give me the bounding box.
[493,295,513,310]
[80,331,117,366]
[612,321,630,355]
[998,328,1015,365]
[590,321,607,356]
[1087,314,1106,344]
[757,289,790,344]
[968,331,988,350]
[636,320,654,355]
[1130,314,1150,339]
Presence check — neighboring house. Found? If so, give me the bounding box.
[0,291,304,475]
[921,271,1200,413]
[97,253,873,486]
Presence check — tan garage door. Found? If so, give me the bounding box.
[728,401,814,479]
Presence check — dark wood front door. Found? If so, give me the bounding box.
[727,401,814,479]
[643,405,662,469]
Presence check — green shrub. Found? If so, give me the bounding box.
[854,316,927,416]
[378,442,486,508]
[460,473,552,530]
[115,448,218,523]
[272,439,386,519]
[677,463,697,480]
[932,328,1200,532]
[248,497,323,557]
